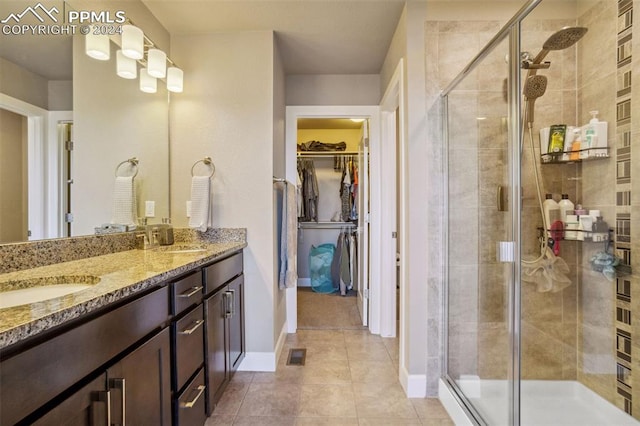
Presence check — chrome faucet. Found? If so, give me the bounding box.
[136,226,160,250]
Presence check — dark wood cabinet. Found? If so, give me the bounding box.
[107,327,172,426]
[0,249,244,426]
[31,375,109,426]
[228,276,245,373]
[204,288,228,412]
[203,253,245,415]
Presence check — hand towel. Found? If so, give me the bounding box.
[188,176,212,232]
[111,176,137,226]
[282,182,298,289]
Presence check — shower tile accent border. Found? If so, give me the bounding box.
[615,0,634,417]
[0,228,247,274]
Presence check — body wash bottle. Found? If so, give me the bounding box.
[581,110,599,159]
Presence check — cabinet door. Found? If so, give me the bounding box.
[204,289,228,415]
[107,328,172,426]
[228,275,245,373]
[32,375,109,426]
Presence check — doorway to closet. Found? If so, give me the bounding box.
[296,117,370,329]
[284,105,396,337]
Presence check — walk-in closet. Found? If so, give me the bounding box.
[295,117,370,329]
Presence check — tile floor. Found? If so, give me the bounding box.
[297,288,366,330]
[205,329,454,425]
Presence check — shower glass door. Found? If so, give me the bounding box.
[444,35,515,425]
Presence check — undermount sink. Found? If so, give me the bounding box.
[155,244,209,254]
[0,275,101,309]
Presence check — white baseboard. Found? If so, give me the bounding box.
[399,365,427,397]
[236,352,276,372]
[286,286,297,333]
[237,322,288,372]
[297,278,311,287]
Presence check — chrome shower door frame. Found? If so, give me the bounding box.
[441,1,539,425]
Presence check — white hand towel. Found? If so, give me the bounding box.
[111,176,137,226]
[188,176,211,232]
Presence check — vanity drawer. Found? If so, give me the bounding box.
[174,368,207,426]
[204,252,243,295]
[173,305,205,390]
[172,270,203,316]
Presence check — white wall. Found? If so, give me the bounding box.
[287,74,381,105]
[273,38,287,348]
[170,31,279,361]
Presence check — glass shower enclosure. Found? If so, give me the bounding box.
[441,0,638,424]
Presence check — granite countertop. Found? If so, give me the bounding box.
[0,241,246,349]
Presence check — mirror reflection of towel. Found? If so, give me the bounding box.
[111,176,137,226]
[188,176,212,231]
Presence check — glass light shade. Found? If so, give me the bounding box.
[139,68,157,93]
[85,31,110,60]
[147,49,167,78]
[167,67,184,93]
[121,25,144,60]
[116,50,137,79]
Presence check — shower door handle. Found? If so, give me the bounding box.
[497,241,515,263]
[497,185,507,212]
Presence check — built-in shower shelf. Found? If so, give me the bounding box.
[541,147,610,164]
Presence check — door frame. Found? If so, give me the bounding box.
[0,94,47,240]
[285,105,384,334]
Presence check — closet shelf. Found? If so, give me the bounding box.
[297,151,360,157]
[298,221,357,229]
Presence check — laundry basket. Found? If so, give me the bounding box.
[309,243,336,293]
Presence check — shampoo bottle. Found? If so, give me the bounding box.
[570,129,581,161]
[559,194,574,224]
[543,194,560,238]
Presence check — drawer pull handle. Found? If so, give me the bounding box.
[180,385,206,408]
[178,286,203,298]
[179,319,204,335]
[229,289,236,316]
[108,378,126,425]
[91,390,111,426]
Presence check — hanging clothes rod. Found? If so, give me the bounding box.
[273,177,287,183]
[298,221,357,229]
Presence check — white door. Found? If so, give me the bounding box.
[357,121,370,326]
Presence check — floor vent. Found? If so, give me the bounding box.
[286,348,306,366]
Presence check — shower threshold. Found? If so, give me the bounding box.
[440,378,639,425]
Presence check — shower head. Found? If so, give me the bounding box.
[532,27,588,64]
[523,75,548,124]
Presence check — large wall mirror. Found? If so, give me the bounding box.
[0,0,170,243]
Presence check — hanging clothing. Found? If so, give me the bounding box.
[297,159,319,222]
[330,229,357,296]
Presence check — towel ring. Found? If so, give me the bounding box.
[191,156,216,178]
[115,157,139,178]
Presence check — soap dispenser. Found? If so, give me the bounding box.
[581,110,599,159]
[157,218,174,245]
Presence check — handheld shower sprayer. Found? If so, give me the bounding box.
[523,75,548,125]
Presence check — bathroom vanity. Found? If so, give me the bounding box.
[0,239,245,426]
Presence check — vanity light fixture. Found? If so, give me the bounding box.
[84,21,183,94]
[121,24,144,60]
[85,30,110,60]
[139,68,157,93]
[166,67,184,93]
[147,48,167,78]
[116,50,137,79]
